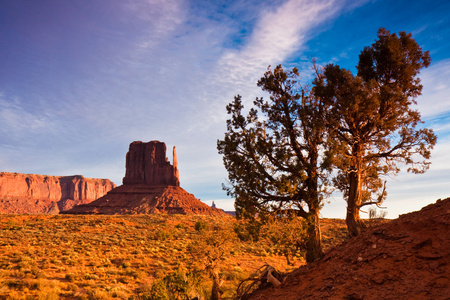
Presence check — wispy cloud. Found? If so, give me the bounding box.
[217,0,341,89]
[417,58,450,119]
[0,93,56,143]
[123,0,187,52]
[166,0,354,205]
[190,0,349,143]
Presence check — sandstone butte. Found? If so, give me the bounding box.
[0,173,116,214]
[63,140,226,216]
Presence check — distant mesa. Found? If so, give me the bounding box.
[0,173,116,214]
[64,140,226,215]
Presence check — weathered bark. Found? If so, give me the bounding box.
[305,208,323,262]
[345,145,366,236]
[346,197,366,237]
[211,272,221,300]
[304,148,324,262]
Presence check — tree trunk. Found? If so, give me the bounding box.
[305,208,323,263]
[346,197,365,237]
[303,150,324,263]
[346,146,366,236]
[211,272,221,300]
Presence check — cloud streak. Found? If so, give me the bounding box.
[217,0,341,89]
[417,58,450,119]
[0,93,57,144]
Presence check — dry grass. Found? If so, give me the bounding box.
[0,214,349,299]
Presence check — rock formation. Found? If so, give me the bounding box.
[64,140,225,216]
[0,172,116,214]
[123,141,180,186]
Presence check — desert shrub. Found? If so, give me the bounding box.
[5,220,18,230]
[163,270,189,299]
[141,269,201,300]
[175,223,185,230]
[194,221,207,232]
[153,229,174,241]
[5,279,34,290]
[84,273,99,280]
[3,290,27,299]
[262,215,307,265]
[37,289,60,300]
[187,227,238,300]
[65,282,79,291]
[368,207,388,219]
[137,280,153,298]
[233,220,262,242]
[233,214,307,265]
[86,289,110,300]
[65,273,76,282]
[143,279,170,300]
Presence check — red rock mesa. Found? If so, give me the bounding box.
[0,173,116,214]
[64,141,225,215]
[123,141,180,186]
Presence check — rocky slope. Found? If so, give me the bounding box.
[0,172,116,214]
[64,184,225,215]
[246,198,449,300]
[63,141,225,216]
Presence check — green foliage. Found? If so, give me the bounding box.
[234,215,307,265]
[187,226,238,299]
[146,269,189,300]
[233,220,262,242]
[194,221,208,232]
[313,28,436,236]
[218,64,329,262]
[263,215,307,265]
[147,280,170,300]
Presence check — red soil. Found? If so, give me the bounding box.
[247,198,450,300]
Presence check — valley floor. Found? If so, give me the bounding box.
[0,214,349,299]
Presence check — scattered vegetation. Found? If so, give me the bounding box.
[0,214,349,299]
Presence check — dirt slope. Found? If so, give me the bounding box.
[247,198,450,300]
[62,185,226,216]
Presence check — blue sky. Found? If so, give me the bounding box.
[1,0,449,218]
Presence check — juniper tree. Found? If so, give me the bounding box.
[218,65,330,262]
[313,28,437,236]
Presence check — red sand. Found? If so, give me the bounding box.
[247,198,450,300]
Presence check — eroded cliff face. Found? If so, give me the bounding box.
[0,172,116,214]
[123,141,180,186]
